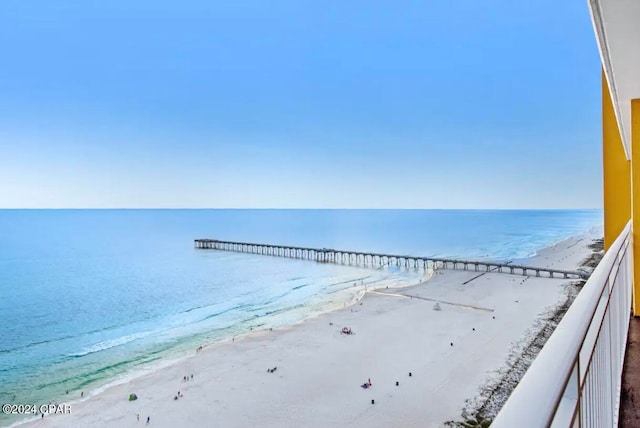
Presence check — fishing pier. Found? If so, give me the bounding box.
[194,239,589,280]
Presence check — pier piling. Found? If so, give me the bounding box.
[193,239,588,280]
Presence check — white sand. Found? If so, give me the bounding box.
[18,231,600,428]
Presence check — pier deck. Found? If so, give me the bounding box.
[194,239,589,280]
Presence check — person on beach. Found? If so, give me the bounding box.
[146,416,150,425]
[137,413,140,422]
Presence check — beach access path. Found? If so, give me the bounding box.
[18,231,599,428]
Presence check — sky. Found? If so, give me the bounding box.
[0,0,602,209]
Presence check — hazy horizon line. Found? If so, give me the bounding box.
[0,207,604,211]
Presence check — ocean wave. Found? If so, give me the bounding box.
[0,330,102,354]
[261,303,305,318]
[36,353,154,392]
[326,277,369,287]
[256,290,295,307]
[198,303,252,322]
[78,356,157,386]
[68,332,155,358]
[68,302,256,358]
[0,314,170,355]
[180,303,216,314]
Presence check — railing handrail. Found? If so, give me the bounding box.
[492,221,631,427]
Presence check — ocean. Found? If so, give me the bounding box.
[0,209,602,425]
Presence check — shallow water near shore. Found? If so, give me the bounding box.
[0,209,601,425]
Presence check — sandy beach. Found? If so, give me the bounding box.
[16,230,600,428]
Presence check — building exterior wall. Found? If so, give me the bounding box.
[632,98,640,315]
[603,70,635,312]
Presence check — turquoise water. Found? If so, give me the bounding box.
[0,209,602,425]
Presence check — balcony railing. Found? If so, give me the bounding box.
[493,221,632,427]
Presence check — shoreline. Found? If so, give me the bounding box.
[10,228,601,427]
[6,270,427,428]
[445,228,603,426]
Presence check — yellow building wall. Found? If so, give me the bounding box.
[603,72,630,249]
[602,71,633,310]
[632,98,640,315]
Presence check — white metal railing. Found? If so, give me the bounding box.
[492,221,632,427]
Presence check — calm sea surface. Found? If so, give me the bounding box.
[0,209,602,425]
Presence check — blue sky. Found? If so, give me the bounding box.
[0,1,601,208]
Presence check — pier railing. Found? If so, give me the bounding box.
[492,221,632,427]
[194,239,589,280]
